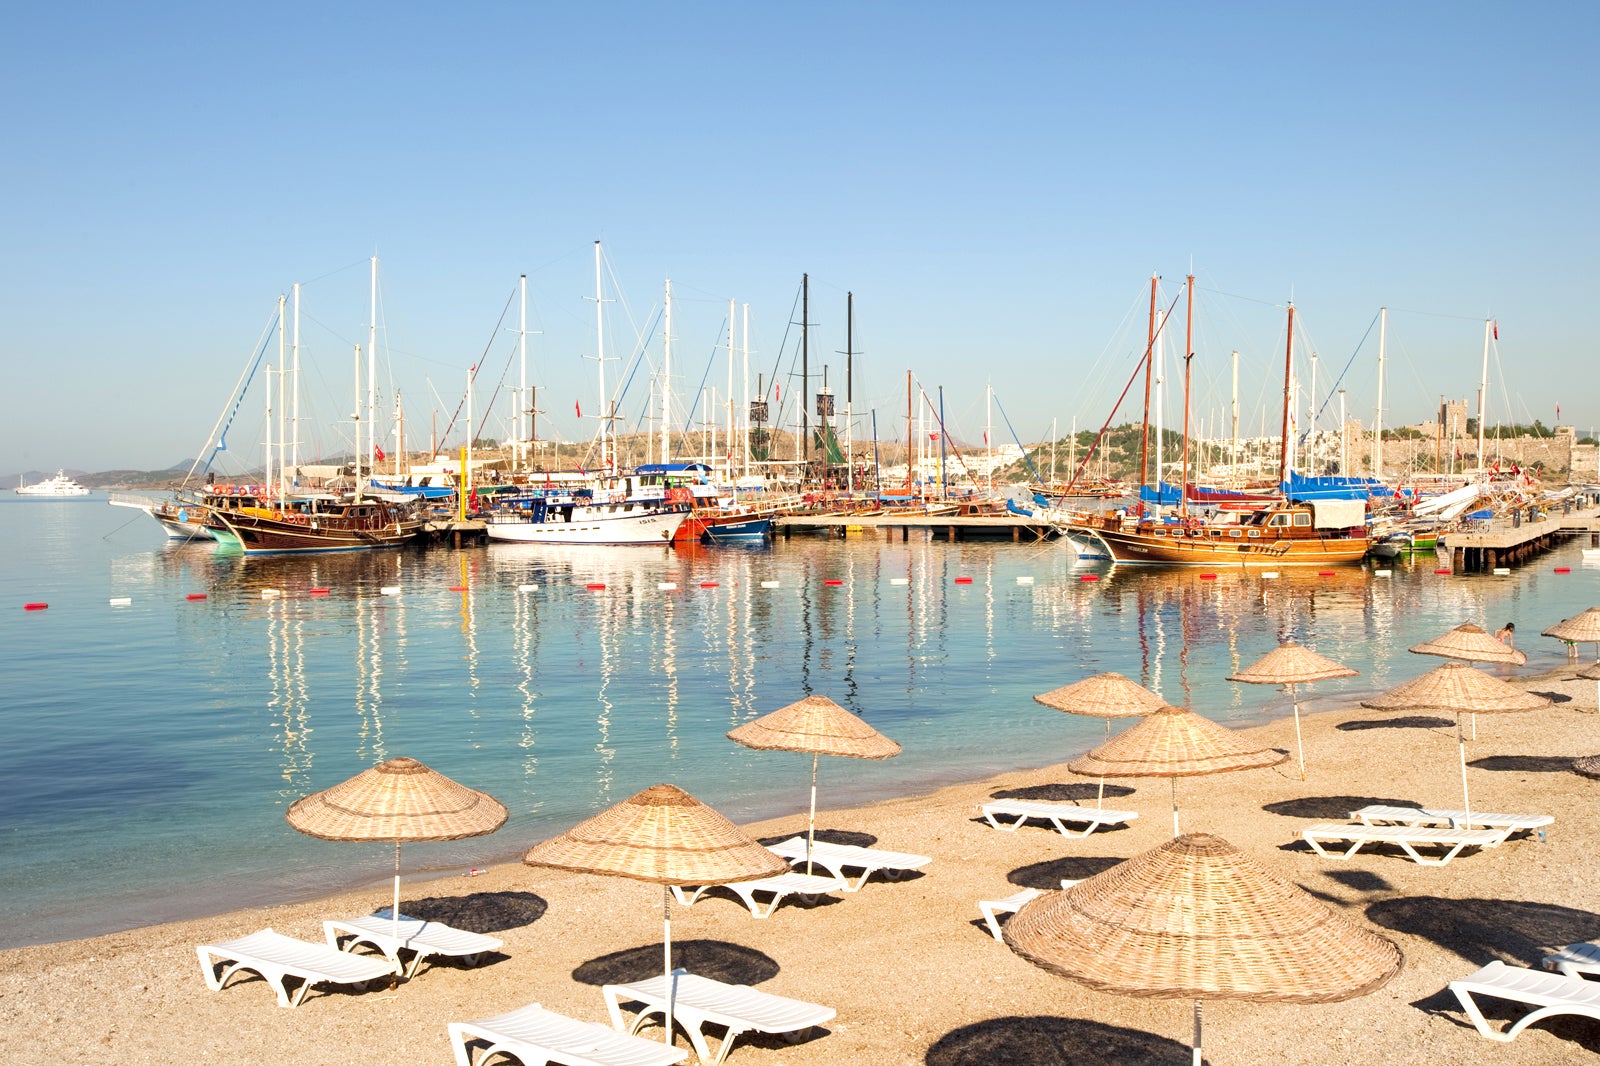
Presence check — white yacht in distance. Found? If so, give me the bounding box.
[15,471,91,497]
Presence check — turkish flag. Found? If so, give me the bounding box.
[575,400,582,418]
[373,445,385,462]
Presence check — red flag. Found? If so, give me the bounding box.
[982,431,988,444]
[1556,404,1561,422]
[575,400,582,418]
[373,445,385,462]
[929,432,940,441]
[775,384,780,403]
[1492,321,1499,340]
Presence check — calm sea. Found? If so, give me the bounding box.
[1,496,1594,948]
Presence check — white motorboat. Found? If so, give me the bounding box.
[15,471,90,496]
[485,494,689,545]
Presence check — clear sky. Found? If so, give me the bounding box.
[3,2,1594,474]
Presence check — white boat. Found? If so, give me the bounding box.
[107,492,215,540]
[15,471,90,496]
[485,495,689,545]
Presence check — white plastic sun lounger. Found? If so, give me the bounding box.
[976,880,1082,941]
[196,928,397,1007]
[1299,823,1501,865]
[449,1002,688,1066]
[324,909,504,978]
[1350,805,1553,846]
[765,837,931,891]
[1449,960,1600,1042]
[669,871,845,918]
[979,800,1138,838]
[1542,941,1600,979]
[603,970,835,1066]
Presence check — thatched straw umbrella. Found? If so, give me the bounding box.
[287,756,508,967]
[1544,606,1600,665]
[1034,672,1165,805]
[1361,662,1550,816]
[727,695,900,873]
[1005,833,1402,1066]
[1410,622,1527,739]
[523,784,786,1049]
[1067,706,1288,836]
[1228,642,1357,781]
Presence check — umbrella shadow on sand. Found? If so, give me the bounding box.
[573,939,779,987]
[1261,795,1423,820]
[990,782,1137,803]
[1369,896,1600,1050]
[399,890,547,934]
[756,828,877,849]
[1336,715,1455,731]
[1468,754,1578,773]
[926,1015,1197,1065]
[1008,855,1125,889]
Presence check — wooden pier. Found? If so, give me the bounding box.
[422,518,488,547]
[1441,500,1600,573]
[774,511,1060,543]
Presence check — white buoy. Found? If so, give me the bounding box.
[261,589,282,599]
[380,586,401,596]
[657,582,678,591]
[1493,567,1511,575]
[890,577,910,586]
[109,596,132,607]
[760,580,781,589]
[517,583,540,592]
[1016,576,1035,585]
[1374,569,1392,577]
[1260,572,1279,580]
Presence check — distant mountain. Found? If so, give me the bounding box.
[5,463,200,491]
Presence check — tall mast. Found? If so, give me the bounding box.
[661,278,672,464]
[1309,350,1319,468]
[291,284,301,481]
[1372,307,1387,477]
[466,365,473,496]
[1230,350,1239,478]
[1278,302,1295,487]
[274,294,285,496]
[352,344,363,498]
[1477,318,1492,473]
[518,274,527,472]
[741,304,751,479]
[727,298,735,476]
[985,383,993,494]
[1180,273,1194,515]
[368,256,378,477]
[845,292,854,496]
[1154,308,1165,508]
[1138,274,1157,515]
[905,370,913,490]
[801,274,810,465]
[596,243,606,472]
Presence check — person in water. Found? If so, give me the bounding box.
[1496,622,1515,647]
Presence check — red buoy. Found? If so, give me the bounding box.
[586,583,606,590]
[824,579,843,586]
[1434,568,1451,575]
[186,593,207,601]
[1080,574,1099,582]
[308,587,331,596]
[699,581,720,588]
[1318,570,1335,577]
[955,576,974,584]
[1556,567,1571,574]
[23,602,47,611]
[448,585,468,592]
[1200,573,1217,580]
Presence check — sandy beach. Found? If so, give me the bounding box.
[5,667,1600,1066]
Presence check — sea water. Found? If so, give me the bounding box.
[1,496,1594,948]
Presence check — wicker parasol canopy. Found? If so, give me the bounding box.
[1408,623,1526,666]
[522,783,787,886]
[1033,672,1166,718]
[1004,833,1402,1004]
[1067,706,1289,779]
[1574,754,1600,779]
[1544,607,1600,644]
[726,695,900,759]
[1359,662,1550,715]
[286,756,508,842]
[1227,643,1358,687]
[1579,662,1600,681]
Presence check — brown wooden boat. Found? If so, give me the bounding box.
[206,497,425,554]
[1070,501,1369,566]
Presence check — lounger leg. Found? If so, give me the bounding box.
[980,905,1005,941]
[1451,987,1517,1042]
[1046,818,1099,839]
[699,1023,748,1066]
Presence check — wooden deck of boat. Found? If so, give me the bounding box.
[774,512,1060,542]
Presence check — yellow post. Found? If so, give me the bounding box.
[459,447,468,522]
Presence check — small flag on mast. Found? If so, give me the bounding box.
[575,400,582,418]
[1492,321,1499,340]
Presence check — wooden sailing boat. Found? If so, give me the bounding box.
[1071,287,1370,566]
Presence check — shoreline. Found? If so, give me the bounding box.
[6,666,1600,1063]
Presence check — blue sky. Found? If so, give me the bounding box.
[3,3,1594,473]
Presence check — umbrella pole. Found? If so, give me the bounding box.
[1098,719,1110,806]
[1171,778,1180,837]
[392,841,402,988]
[807,752,819,876]
[1458,716,1471,820]
[663,885,675,1048]
[1290,682,1306,781]
[1192,999,1203,1066]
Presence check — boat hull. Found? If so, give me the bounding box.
[208,506,423,554]
[1080,524,1369,566]
[702,516,772,542]
[486,504,688,546]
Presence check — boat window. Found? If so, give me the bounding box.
[1243,511,1269,526]
[1268,514,1290,527]
[1293,512,1312,526]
